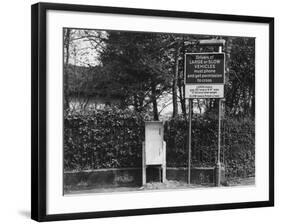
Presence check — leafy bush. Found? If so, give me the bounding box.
[164,115,218,167]
[164,115,255,178]
[64,107,145,171]
[223,117,255,178]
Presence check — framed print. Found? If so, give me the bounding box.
[31,2,274,222]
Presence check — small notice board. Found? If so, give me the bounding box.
[145,122,164,165]
[185,53,225,98]
[142,121,166,185]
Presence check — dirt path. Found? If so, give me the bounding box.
[65,180,213,195]
[65,178,255,195]
[226,177,255,186]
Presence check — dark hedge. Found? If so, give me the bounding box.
[64,108,255,178]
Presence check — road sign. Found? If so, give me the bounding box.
[185,53,225,98]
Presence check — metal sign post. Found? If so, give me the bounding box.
[216,45,223,186]
[188,99,192,184]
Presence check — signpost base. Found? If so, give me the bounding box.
[215,162,221,186]
[215,162,226,186]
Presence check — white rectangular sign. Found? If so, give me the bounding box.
[185,84,224,98]
[145,122,164,165]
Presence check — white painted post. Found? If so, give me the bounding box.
[142,141,146,185]
[162,141,166,183]
[216,99,222,186]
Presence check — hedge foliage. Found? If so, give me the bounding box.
[64,108,255,178]
[165,115,255,178]
[223,117,255,178]
[64,108,145,170]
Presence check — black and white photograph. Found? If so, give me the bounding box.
[29,2,274,222]
[63,28,256,194]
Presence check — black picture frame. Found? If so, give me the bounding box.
[31,2,274,222]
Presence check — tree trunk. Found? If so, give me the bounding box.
[133,93,139,112]
[178,78,186,116]
[64,28,71,111]
[172,47,180,117]
[151,82,159,121]
[250,85,255,117]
